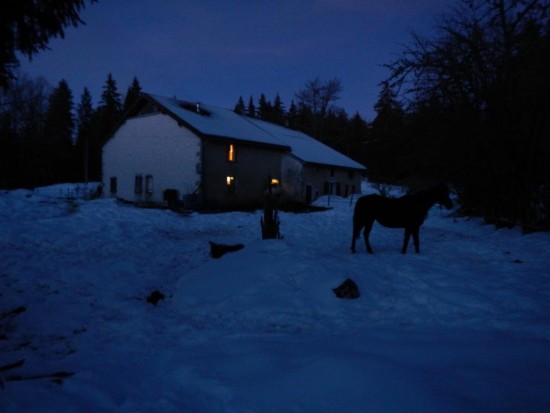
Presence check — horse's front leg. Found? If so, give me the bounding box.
[401,228,412,254]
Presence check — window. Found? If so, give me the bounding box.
[134,175,143,194]
[145,175,153,194]
[270,178,280,186]
[110,177,117,194]
[226,176,236,193]
[227,144,236,162]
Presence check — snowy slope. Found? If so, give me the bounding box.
[0,182,549,412]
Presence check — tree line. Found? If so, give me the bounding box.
[0,73,141,188]
[232,77,370,167]
[375,0,550,231]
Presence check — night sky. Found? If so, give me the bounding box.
[19,0,454,121]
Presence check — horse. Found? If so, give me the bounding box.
[351,183,453,254]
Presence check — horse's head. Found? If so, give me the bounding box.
[435,183,453,209]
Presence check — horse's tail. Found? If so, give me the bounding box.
[352,198,366,237]
[351,197,365,253]
[352,197,365,231]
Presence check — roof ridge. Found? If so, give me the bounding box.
[237,114,288,147]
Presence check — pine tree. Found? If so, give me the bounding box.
[286,100,299,129]
[271,93,285,125]
[369,80,406,180]
[123,76,141,113]
[89,73,122,181]
[246,96,256,118]
[97,73,122,127]
[43,79,77,183]
[257,93,272,121]
[75,87,94,182]
[233,96,245,114]
[44,79,74,147]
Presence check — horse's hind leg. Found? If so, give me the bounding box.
[401,228,412,254]
[412,227,420,253]
[363,220,374,253]
[351,223,361,253]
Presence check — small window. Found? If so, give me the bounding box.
[226,176,236,193]
[271,178,280,186]
[135,175,143,194]
[145,175,153,194]
[110,177,117,194]
[227,144,236,162]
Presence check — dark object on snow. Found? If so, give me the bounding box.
[0,359,73,387]
[351,183,453,254]
[209,241,244,258]
[0,306,26,340]
[146,290,165,305]
[0,359,25,373]
[333,278,360,299]
[1,306,26,319]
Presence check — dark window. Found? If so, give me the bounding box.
[110,177,117,194]
[145,175,153,194]
[135,175,143,194]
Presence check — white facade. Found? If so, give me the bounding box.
[103,113,201,203]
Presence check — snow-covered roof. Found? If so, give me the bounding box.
[142,93,366,171]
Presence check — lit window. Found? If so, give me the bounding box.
[227,144,236,162]
[271,178,280,186]
[226,176,235,193]
[145,175,153,194]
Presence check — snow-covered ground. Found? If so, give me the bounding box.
[1,182,548,412]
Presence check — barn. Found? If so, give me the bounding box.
[102,93,366,209]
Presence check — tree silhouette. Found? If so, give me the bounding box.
[1,0,97,89]
[123,77,142,113]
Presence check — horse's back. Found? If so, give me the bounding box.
[354,194,422,228]
[354,194,384,221]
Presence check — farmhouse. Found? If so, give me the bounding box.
[102,93,366,209]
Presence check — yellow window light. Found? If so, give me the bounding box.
[226,176,235,186]
[271,178,280,186]
[228,144,236,161]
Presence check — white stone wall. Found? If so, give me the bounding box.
[102,113,201,203]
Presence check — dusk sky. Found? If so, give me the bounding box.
[19,0,454,121]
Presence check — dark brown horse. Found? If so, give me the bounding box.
[351,184,453,254]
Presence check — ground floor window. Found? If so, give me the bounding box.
[145,175,153,194]
[135,175,143,194]
[110,177,117,194]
